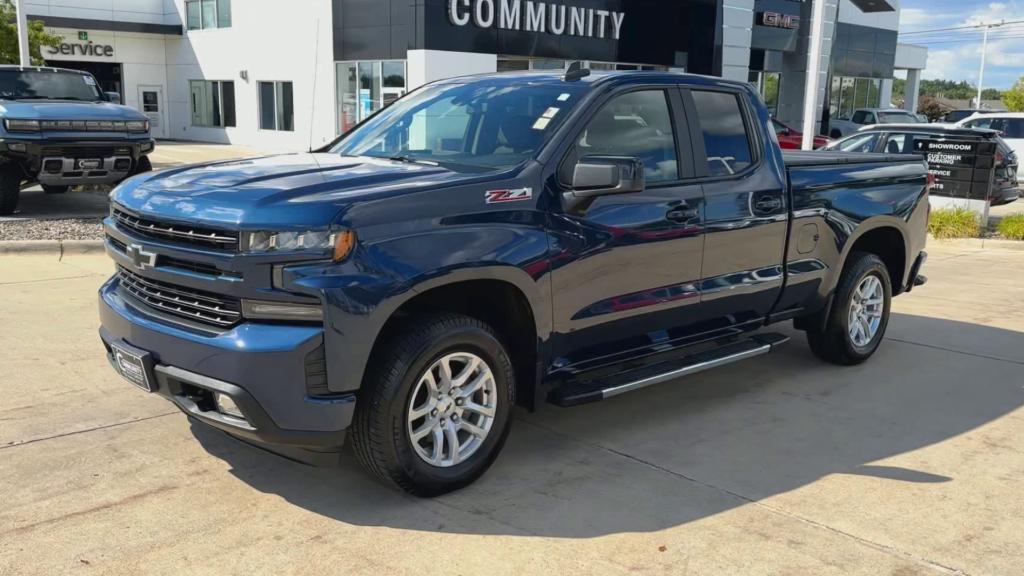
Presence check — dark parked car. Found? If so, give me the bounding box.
[942,109,997,123]
[99,69,930,495]
[827,124,1019,205]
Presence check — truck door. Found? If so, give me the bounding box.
[548,86,705,371]
[684,87,788,332]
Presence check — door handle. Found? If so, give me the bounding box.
[666,206,700,222]
[753,195,783,213]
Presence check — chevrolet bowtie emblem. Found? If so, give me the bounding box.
[126,243,157,271]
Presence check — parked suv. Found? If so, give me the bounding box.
[827,124,1019,205]
[99,70,929,495]
[828,108,924,139]
[955,113,1024,178]
[0,66,155,214]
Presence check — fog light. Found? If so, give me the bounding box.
[114,158,131,171]
[214,392,245,419]
[43,159,63,173]
[7,142,26,152]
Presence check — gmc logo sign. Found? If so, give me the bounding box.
[758,11,800,29]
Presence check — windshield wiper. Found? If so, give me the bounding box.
[387,155,440,166]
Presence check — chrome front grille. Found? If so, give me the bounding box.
[112,207,239,250]
[117,267,241,328]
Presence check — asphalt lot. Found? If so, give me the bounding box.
[1,241,1022,575]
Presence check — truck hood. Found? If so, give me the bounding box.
[0,100,147,121]
[114,153,474,229]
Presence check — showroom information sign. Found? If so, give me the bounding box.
[913,138,996,200]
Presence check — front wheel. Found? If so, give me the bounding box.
[131,155,153,176]
[806,252,892,365]
[350,313,515,496]
[0,165,23,215]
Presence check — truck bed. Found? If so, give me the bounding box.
[783,150,923,167]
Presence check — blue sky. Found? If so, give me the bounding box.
[898,0,1024,90]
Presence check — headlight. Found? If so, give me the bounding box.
[4,119,40,132]
[126,120,149,132]
[244,229,355,261]
[241,299,323,322]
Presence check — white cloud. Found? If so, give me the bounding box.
[902,2,1024,89]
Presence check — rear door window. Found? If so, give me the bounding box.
[691,90,754,176]
[1001,119,1024,138]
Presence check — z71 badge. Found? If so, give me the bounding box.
[485,187,533,204]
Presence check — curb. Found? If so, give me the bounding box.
[0,239,104,255]
[928,236,1024,251]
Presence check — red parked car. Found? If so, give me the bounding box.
[772,118,829,149]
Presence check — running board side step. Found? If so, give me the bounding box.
[547,333,790,407]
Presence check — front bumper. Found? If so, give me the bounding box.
[99,277,355,462]
[2,138,154,186]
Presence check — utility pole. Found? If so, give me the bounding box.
[976,20,1005,108]
[801,0,827,150]
[15,0,31,66]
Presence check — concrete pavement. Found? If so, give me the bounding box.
[1,242,1023,575]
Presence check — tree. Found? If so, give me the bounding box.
[981,88,1002,101]
[1004,77,1024,112]
[0,0,62,65]
[917,95,945,121]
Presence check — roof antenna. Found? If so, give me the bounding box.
[563,61,590,82]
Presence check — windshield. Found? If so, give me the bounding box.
[877,111,922,124]
[331,78,589,171]
[0,69,103,101]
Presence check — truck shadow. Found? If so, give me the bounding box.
[190,313,1023,537]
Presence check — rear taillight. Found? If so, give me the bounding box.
[996,150,1005,165]
[926,172,936,191]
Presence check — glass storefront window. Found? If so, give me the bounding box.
[749,72,780,117]
[336,61,407,135]
[830,76,884,120]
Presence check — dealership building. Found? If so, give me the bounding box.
[25,0,927,151]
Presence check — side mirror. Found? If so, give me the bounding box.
[104,91,121,104]
[563,156,645,214]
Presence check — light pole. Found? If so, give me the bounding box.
[801,0,827,150]
[15,0,31,66]
[976,20,1004,108]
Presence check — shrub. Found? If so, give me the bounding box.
[928,208,980,239]
[996,213,1024,240]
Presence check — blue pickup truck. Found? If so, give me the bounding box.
[99,69,929,495]
[0,65,154,214]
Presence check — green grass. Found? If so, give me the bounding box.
[928,208,981,239]
[996,213,1024,240]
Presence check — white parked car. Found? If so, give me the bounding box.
[955,113,1024,177]
[828,108,924,139]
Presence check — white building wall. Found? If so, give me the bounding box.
[163,0,336,152]
[407,50,497,90]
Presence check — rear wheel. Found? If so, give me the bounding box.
[350,313,514,496]
[0,165,23,215]
[806,252,892,365]
[41,184,69,194]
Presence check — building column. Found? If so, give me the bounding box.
[720,0,754,82]
[879,78,893,108]
[904,69,921,112]
[407,50,497,90]
[776,0,839,135]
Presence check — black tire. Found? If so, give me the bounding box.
[132,155,153,176]
[830,129,842,139]
[42,184,69,194]
[350,313,515,496]
[0,165,22,215]
[806,251,892,365]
